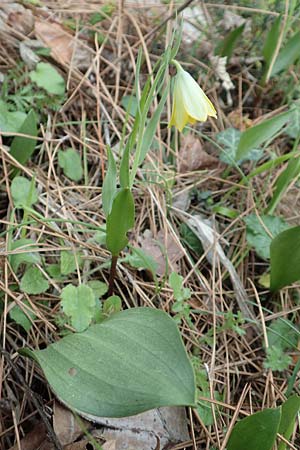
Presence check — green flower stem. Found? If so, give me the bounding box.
[170,59,182,72]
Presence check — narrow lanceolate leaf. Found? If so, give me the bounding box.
[262,16,282,66]
[227,408,281,450]
[106,188,135,256]
[270,226,300,291]
[217,24,245,59]
[271,31,300,77]
[278,395,300,450]
[28,307,196,418]
[261,15,282,84]
[267,156,300,214]
[138,83,169,165]
[102,146,117,217]
[10,110,38,167]
[236,110,292,161]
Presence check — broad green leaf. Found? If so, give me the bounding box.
[244,214,289,260]
[60,251,82,275]
[106,188,135,256]
[20,266,49,294]
[271,31,300,76]
[236,111,292,161]
[217,24,245,59]
[0,100,26,134]
[216,128,262,165]
[227,408,282,450]
[61,284,96,332]
[11,176,38,208]
[270,226,300,290]
[278,395,300,450]
[9,301,36,332]
[267,156,300,214]
[102,146,117,217]
[58,149,83,182]
[29,307,196,417]
[29,62,65,95]
[10,110,37,166]
[87,280,108,299]
[267,318,299,351]
[9,239,41,272]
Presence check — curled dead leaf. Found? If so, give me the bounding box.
[179,134,219,173]
[139,229,184,277]
[35,20,92,70]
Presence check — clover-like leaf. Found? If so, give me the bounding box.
[58,149,83,182]
[61,284,96,332]
[20,267,49,294]
[29,62,65,95]
[9,239,41,272]
[11,176,38,208]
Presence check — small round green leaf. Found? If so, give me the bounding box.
[20,266,49,294]
[11,176,38,208]
[61,284,96,332]
[31,307,196,418]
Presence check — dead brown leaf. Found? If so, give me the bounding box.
[102,441,117,450]
[53,401,90,446]
[179,134,219,173]
[228,109,253,130]
[35,20,92,69]
[8,422,47,450]
[1,3,34,35]
[92,406,189,450]
[139,229,184,276]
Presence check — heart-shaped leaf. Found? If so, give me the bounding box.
[28,307,196,418]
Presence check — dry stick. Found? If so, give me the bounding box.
[249,278,276,407]
[0,349,63,450]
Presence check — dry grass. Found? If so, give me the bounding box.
[0,1,300,449]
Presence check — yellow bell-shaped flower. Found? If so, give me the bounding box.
[169,61,217,132]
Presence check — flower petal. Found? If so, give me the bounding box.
[169,61,217,131]
[169,77,189,131]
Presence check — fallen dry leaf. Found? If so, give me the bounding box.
[0,3,34,35]
[35,20,92,69]
[102,441,117,450]
[139,229,184,276]
[228,109,253,131]
[92,406,189,450]
[8,422,47,450]
[53,401,90,446]
[179,134,219,173]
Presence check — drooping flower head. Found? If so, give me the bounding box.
[169,60,217,132]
